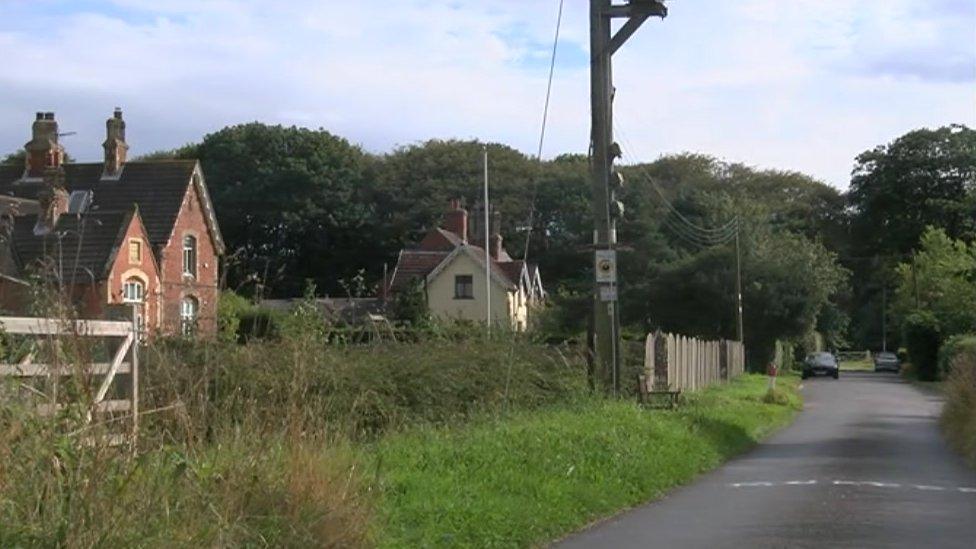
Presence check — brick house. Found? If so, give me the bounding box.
[388,199,544,330]
[0,111,224,336]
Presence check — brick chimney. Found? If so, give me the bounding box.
[488,209,503,259]
[33,166,69,236]
[102,107,128,178]
[443,198,468,243]
[24,112,64,178]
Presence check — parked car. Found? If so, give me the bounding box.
[802,352,839,379]
[873,351,900,373]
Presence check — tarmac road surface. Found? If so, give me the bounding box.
[556,372,976,548]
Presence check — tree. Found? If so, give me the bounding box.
[849,125,976,257]
[177,123,378,297]
[846,125,976,348]
[892,227,976,337]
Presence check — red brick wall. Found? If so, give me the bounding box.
[104,214,161,336]
[158,182,219,336]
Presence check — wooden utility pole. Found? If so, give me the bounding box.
[589,0,667,393]
[735,228,744,343]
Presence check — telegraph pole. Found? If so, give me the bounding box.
[589,0,667,393]
[735,228,744,343]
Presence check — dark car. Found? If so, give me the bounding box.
[873,351,900,373]
[802,352,839,379]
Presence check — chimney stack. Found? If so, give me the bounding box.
[33,166,69,236]
[488,209,503,259]
[443,198,468,243]
[24,112,64,178]
[102,107,128,177]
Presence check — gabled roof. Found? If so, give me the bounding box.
[418,227,462,251]
[424,244,517,291]
[9,209,137,281]
[0,160,224,254]
[388,250,450,291]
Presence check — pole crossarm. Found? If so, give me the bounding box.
[606,1,668,19]
[604,1,667,57]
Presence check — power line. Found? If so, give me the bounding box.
[612,130,739,246]
[522,0,565,264]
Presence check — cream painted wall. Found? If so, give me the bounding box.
[427,251,518,328]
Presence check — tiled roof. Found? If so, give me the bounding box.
[9,210,132,281]
[0,161,218,252]
[496,260,526,285]
[419,227,462,251]
[389,250,449,291]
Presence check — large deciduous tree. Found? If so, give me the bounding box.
[849,125,976,257]
[180,123,378,297]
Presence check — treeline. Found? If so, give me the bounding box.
[118,123,976,366]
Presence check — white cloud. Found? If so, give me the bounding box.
[0,0,972,188]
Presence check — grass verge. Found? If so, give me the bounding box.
[371,373,801,548]
[941,347,976,468]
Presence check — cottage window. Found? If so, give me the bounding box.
[180,296,198,336]
[128,239,141,263]
[122,279,144,303]
[454,275,474,299]
[182,235,197,278]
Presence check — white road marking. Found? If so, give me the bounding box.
[726,480,974,494]
[863,482,900,488]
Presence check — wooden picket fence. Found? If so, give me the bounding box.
[0,314,139,445]
[640,332,744,400]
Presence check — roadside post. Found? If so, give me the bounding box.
[767,361,778,391]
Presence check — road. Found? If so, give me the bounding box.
[557,372,976,548]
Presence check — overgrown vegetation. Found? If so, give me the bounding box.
[1,326,592,547]
[940,339,976,467]
[372,374,801,547]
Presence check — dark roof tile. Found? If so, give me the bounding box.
[0,161,198,249]
[10,210,132,281]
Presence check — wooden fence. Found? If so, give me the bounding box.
[642,332,745,395]
[0,314,139,444]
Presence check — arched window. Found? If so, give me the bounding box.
[180,296,198,336]
[122,278,144,303]
[182,235,197,278]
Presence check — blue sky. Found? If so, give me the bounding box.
[1,0,973,188]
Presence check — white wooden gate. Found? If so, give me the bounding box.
[0,314,139,442]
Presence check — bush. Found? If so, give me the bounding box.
[141,335,590,440]
[941,343,976,467]
[217,290,255,343]
[938,334,976,379]
[903,311,942,381]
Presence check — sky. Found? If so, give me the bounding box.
[0,0,973,188]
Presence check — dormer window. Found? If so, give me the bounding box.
[182,235,197,278]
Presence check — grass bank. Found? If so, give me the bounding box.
[941,343,976,468]
[371,374,801,548]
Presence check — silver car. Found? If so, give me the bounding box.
[874,351,900,373]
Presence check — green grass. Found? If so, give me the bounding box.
[370,374,802,548]
[840,359,874,371]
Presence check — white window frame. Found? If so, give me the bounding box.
[122,279,144,303]
[180,296,198,336]
[182,235,197,278]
